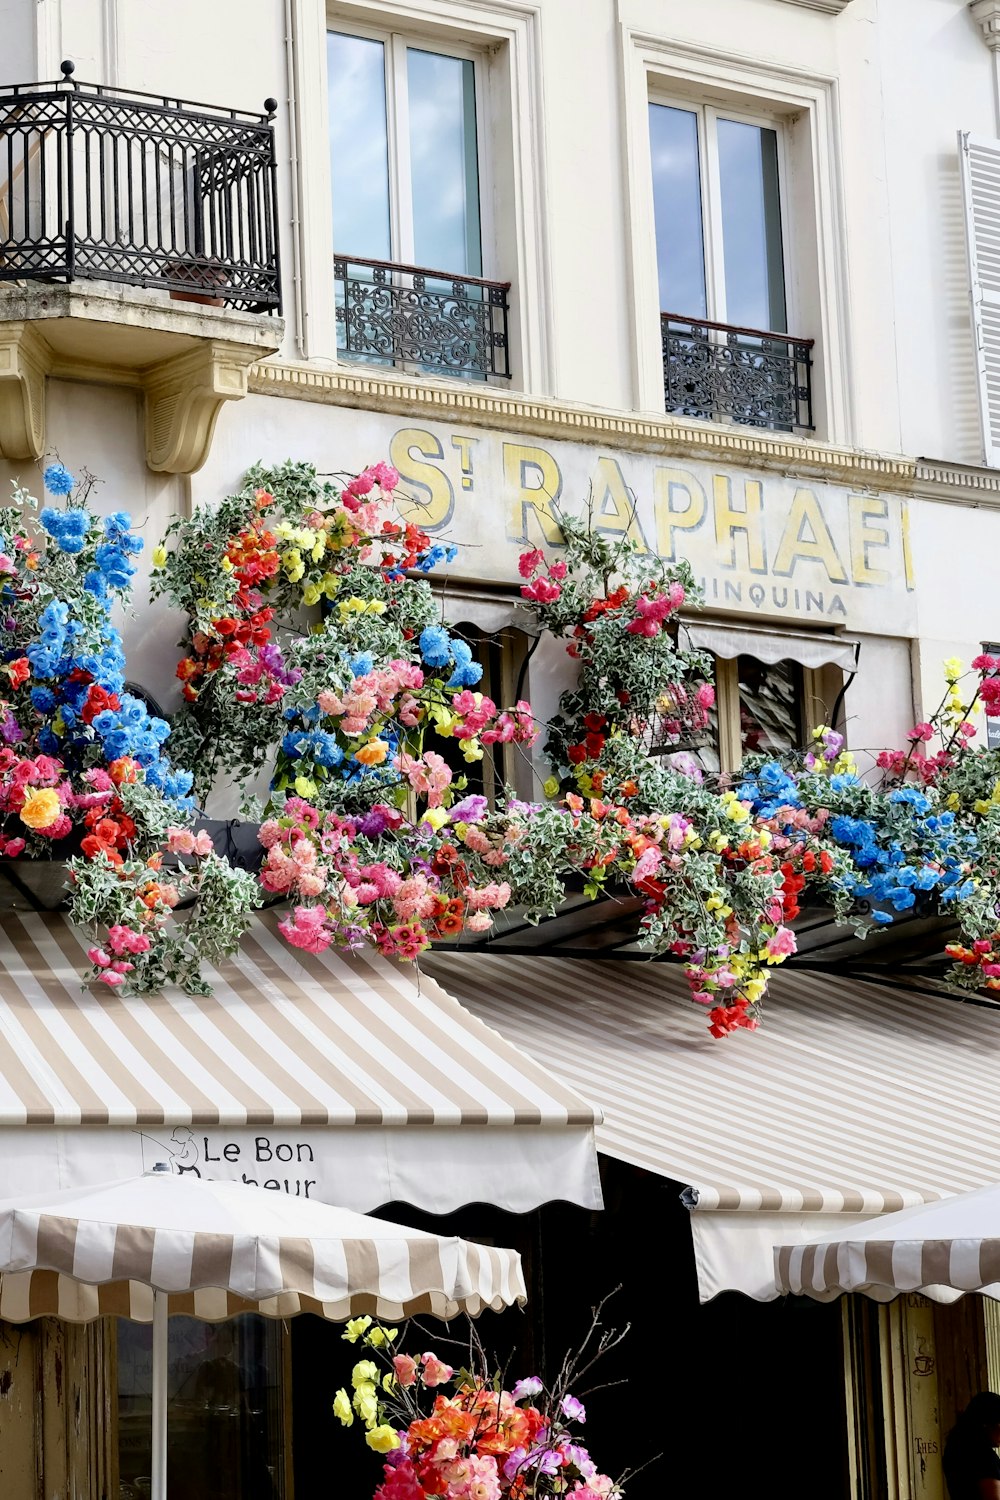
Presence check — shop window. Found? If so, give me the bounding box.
[328,27,510,381]
[434,621,533,805]
[649,97,813,432]
[116,1315,288,1499]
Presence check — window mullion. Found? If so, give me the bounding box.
[387,34,413,264]
[702,107,728,325]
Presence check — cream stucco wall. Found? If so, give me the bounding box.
[2,0,1000,756]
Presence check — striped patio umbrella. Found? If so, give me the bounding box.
[774,1183,1000,1304]
[0,1165,526,1500]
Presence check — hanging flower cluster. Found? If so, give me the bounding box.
[334,1319,622,1500]
[0,465,257,994]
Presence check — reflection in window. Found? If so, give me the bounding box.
[737,655,803,758]
[117,1315,286,1500]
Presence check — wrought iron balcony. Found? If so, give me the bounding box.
[0,62,281,313]
[335,253,511,380]
[661,312,814,433]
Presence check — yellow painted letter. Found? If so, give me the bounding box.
[589,456,647,550]
[653,466,707,562]
[504,442,564,544]
[713,474,766,572]
[848,495,891,587]
[390,428,454,529]
[773,488,849,583]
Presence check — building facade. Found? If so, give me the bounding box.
[1,0,1000,1496]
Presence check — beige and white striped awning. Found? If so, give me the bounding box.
[0,912,601,1215]
[422,951,1000,1299]
[0,1171,527,1324]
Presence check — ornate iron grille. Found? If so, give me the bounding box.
[0,62,281,313]
[334,254,511,379]
[661,313,814,432]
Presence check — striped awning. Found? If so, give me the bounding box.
[0,912,601,1215]
[421,952,1000,1298]
[0,1172,526,1324]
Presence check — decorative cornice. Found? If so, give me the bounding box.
[971,0,1000,48]
[246,360,1000,507]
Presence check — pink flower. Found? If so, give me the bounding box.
[521,576,562,604]
[766,926,797,960]
[548,559,568,580]
[392,1354,418,1388]
[561,1393,587,1423]
[372,461,399,491]
[166,827,196,855]
[420,1352,454,1387]
[909,722,934,743]
[87,946,111,968]
[279,905,333,953]
[518,548,544,579]
[632,848,662,883]
[696,682,716,710]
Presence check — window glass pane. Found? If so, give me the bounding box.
[117,1315,286,1500]
[737,655,802,758]
[717,119,786,332]
[407,49,481,275]
[328,33,391,261]
[648,103,707,317]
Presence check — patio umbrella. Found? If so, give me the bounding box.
[0,1164,526,1500]
[774,1182,1000,1304]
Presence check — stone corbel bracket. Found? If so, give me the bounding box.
[143,341,257,474]
[972,0,1000,46]
[780,0,852,12]
[0,321,50,462]
[0,282,284,474]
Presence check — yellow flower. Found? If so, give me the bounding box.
[351,1360,379,1390]
[367,1325,397,1348]
[724,801,750,824]
[151,544,168,568]
[20,788,62,831]
[705,895,725,913]
[745,977,766,1003]
[353,1385,379,1426]
[422,807,449,831]
[220,554,233,573]
[382,1372,397,1392]
[342,1316,372,1344]
[366,1425,401,1454]
[708,830,729,852]
[294,776,318,798]
[460,738,484,763]
[302,583,322,607]
[543,777,560,800]
[332,1389,354,1426]
[943,656,964,684]
[947,792,961,810]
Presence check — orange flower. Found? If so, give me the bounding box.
[355,739,389,767]
[109,758,139,785]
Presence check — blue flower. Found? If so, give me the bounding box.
[872,910,894,925]
[30,686,56,713]
[889,787,932,815]
[419,625,452,668]
[349,652,374,678]
[43,464,74,496]
[446,640,483,689]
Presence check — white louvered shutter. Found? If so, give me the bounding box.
[959,131,1000,466]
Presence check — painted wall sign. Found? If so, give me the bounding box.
[210,403,917,634]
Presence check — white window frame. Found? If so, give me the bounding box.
[618,26,853,445]
[648,91,795,334]
[327,21,494,276]
[284,0,551,394]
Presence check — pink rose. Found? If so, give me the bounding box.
[393,1354,418,1387]
[420,1353,453,1387]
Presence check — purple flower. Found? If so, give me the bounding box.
[1,712,22,744]
[356,809,388,838]
[561,1394,586,1424]
[507,799,542,816]
[503,1449,528,1481]
[564,1443,596,1477]
[512,1376,543,1401]
[524,1448,562,1476]
[450,794,488,824]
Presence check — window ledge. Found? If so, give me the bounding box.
[0,281,284,473]
[777,0,852,11]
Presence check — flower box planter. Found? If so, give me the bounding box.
[162,254,230,307]
[0,858,72,911]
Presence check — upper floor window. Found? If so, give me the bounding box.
[328,29,510,382]
[649,99,813,433]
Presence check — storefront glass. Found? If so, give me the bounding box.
[117,1315,286,1500]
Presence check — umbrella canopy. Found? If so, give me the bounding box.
[0,1168,527,1323]
[774,1183,1000,1303]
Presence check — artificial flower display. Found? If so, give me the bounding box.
[0,465,257,994]
[333,1317,624,1500]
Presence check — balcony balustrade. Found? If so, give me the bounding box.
[0,61,281,311]
[661,312,814,433]
[334,253,511,380]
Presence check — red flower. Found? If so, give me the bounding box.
[81,685,121,725]
[6,657,29,688]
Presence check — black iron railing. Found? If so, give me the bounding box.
[0,61,281,313]
[661,312,813,432]
[335,253,511,379]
